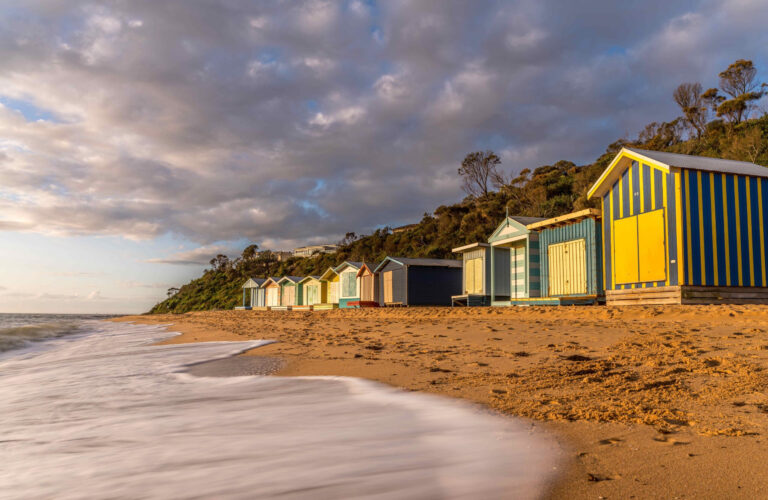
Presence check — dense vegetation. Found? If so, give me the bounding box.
[150,60,768,314]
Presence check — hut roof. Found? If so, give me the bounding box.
[452,242,489,253]
[334,261,363,273]
[278,276,304,284]
[588,147,768,198]
[356,262,380,276]
[242,277,266,288]
[374,257,461,272]
[299,275,321,283]
[488,215,544,244]
[319,267,338,280]
[261,277,281,287]
[526,208,601,230]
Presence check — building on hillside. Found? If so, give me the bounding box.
[350,262,380,307]
[274,251,294,262]
[525,209,604,305]
[293,244,338,257]
[374,257,462,306]
[298,276,325,308]
[392,224,418,234]
[487,215,545,305]
[334,261,363,308]
[451,243,492,306]
[588,147,768,305]
[238,277,266,309]
[314,267,340,310]
[262,277,281,308]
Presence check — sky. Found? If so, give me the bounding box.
[1,0,767,314]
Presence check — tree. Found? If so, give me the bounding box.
[673,82,707,138]
[241,244,259,261]
[701,87,724,115]
[458,150,504,198]
[209,254,230,272]
[716,59,766,124]
[723,127,766,163]
[166,287,179,298]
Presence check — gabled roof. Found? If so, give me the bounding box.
[299,275,321,284]
[261,277,281,287]
[278,276,303,284]
[527,208,601,230]
[452,242,490,253]
[356,262,380,276]
[373,256,462,272]
[319,266,338,280]
[242,277,266,288]
[334,261,363,273]
[488,215,544,244]
[588,147,768,198]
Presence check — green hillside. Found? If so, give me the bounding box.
[149,61,768,314]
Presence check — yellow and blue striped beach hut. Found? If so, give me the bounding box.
[588,147,768,305]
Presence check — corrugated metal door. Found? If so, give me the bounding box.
[548,239,587,296]
[383,271,393,303]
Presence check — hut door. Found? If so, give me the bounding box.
[329,282,338,303]
[510,245,526,298]
[548,239,586,296]
[383,271,393,303]
[282,286,295,306]
[307,285,317,305]
[361,273,374,301]
[465,258,483,294]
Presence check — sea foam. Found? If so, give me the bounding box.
[0,320,559,499]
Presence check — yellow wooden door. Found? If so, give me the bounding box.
[383,271,393,303]
[548,239,586,296]
[637,210,667,282]
[614,216,639,284]
[465,259,475,294]
[328,281,338,303]
[473,258,483,293]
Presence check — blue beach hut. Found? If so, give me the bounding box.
[588,148,768,305]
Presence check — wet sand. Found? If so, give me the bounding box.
[184,354,284,378]
[116,305,768,498]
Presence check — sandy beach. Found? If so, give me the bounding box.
[117,305,768,498]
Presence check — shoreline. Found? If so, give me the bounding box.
[115,306,768,498]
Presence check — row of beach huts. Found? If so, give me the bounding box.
[239,148,768,308]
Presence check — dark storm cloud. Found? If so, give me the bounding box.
[0,0,766,247]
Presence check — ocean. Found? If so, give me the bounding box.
[0,314,558,499]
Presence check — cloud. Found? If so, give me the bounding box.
[146,244,237,265]
[0,0,766,249]
[87,290,108,300]
[2,291,80,300]
[52,271,107,278]
[122,280,174,289]
[0,285,6,291]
